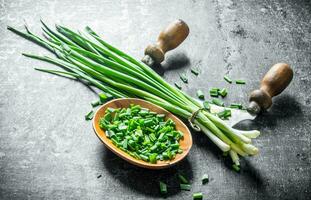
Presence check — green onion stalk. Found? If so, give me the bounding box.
[8,21,260,166]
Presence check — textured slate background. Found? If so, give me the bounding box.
[0,0,310,199]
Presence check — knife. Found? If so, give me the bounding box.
[142,19,189,67]
[141,22,293,127]
[209,63,293,127]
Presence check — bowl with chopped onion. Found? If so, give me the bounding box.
[93,98,192,169]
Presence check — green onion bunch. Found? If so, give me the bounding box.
[8,21,260,166]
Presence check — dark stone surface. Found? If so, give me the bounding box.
[0,0,310,199]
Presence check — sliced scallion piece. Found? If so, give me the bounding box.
[159,181,167,194]
[180,183,191,191]
[229,103,243,109]
[203,101,210,111]
[149,153,157,164]
[180,73,188,83]
[174,82,182,90]
[193,192,203,200]
[212,98,225,107]
[235,79,246,84]
[178,174,189,184]
[99,92,113,104]
[210,93,218,97]
[209,88,219,97]
[218,88,228,97]
[232,164,240,172]
[223,75,232,83]
[191,68,199,76]
[217,109,231,120]
[91,100,100,107]
[201,174,209,184]
[196,90,205,100]
[85,110,94,120]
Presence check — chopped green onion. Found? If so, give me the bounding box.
[85,110,94,120]
[209,88,219,97]
[149,153,158,164]
[174,82,182,89]
[224,110,231,118]
[196,90,205,100]
[122,139,128,149]
[235,79,246,84]
[149,133,157,142]
[107,107,115,113]
[140,154,149,161]
[157,114,165,118]
[209,92,218,97]
[191,68,199,76]
[223,75,232,83]
[111,138,120,146]
[180,73,188,83]
[201,174,209,184]
[159,181,167,194]
[218,88,228,97]
[180,183,191,191]
[98,105,183,163]
[178,174,189,184]
[212,98,225,107]
[210,87,219,91]
[232,164,240,172]
[209,93,218,98]
[217,109,231,119]
[193,192,203,200]
[91,100,101,107]
[99,92,113,104]
[203,101,210,110]
[229,103,243,109]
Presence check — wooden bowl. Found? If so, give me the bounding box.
[92,98,192,169]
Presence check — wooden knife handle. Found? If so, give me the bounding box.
[144,19,189,64]
[248,63,293,113]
